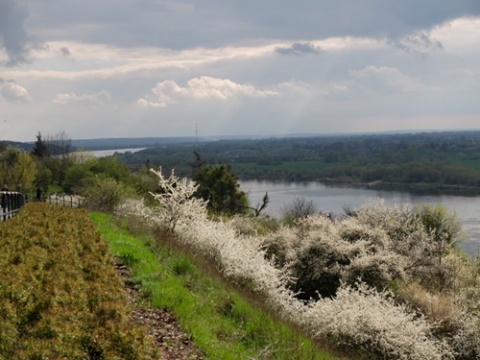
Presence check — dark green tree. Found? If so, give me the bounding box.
[192,158,249,215]
[32,132,50,158]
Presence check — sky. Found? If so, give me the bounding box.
[0,0,479,142]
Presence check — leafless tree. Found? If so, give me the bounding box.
[44,131,72,159]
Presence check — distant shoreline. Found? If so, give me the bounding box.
[76,147,147,158]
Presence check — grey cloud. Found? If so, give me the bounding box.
[60,47,71,58]
[136,0,169,13]
[22,0,480,50]
[275,42,322,56]
[389,33,443,58]
[0,0,34,65]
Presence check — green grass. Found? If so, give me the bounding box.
[90,212,343,360]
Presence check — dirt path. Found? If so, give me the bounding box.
[116,262,205,359]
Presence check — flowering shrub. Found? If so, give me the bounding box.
[302,282,454,360]
[148,167,208,232]
[117,169,480,360]
[262,214,406,299]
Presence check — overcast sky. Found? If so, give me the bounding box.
[1,0,479,141]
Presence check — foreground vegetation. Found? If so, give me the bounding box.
[0,204,341,359]
[116,167,480,360]
[91,211,340,359]
[4,130,480,359]
[0,203,157,359]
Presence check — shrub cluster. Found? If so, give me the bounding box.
[119,169,480,359]
[0,203,157,359]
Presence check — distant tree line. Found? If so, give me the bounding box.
[116,131,480,192]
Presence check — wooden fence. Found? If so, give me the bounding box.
[44,193,84,208]
[24,192,85,208]
[1,191,84,222]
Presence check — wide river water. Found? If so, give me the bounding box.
[240,180,480,256]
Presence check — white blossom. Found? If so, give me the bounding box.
[118,171,480,359]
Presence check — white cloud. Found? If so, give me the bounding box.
[53,90,111,105]
[276,81,317,96]
[350,65,438,93]
[1,81,31,102]
[138,76,278,108]
[431,17,480,52]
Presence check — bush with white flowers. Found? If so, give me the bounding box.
[117,168,480,360]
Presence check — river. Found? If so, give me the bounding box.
[240,180,480,256]
[78,147,147,158]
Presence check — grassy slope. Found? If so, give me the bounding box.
[90,211,344,360]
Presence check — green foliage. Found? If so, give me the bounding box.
[416,204,462,245]
[28,131,139,196]
[0,203,158,359]
[228,214,280,236]
[192,162,249,215]
[131,165,159,203]
[39,155,68,187]
[93,156,132,182]
[82,175,126,212]
[0,147,38,191]
[63,162,95,193]
[34,167,53,192]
